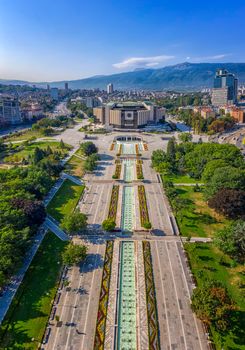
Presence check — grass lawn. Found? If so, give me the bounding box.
[3,141,71,163]
[185,243,245,349]
[0,231,67,350]
[174,186,230,237]
[47,179,84,222]
[162,173,203,184]
[65,154,85,178]
[4,129,46,142]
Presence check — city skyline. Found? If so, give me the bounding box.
[0,0,245,81]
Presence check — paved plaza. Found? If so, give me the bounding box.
[41,127,209,350]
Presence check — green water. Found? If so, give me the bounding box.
[121,186,135,232]
[117,241,137,350]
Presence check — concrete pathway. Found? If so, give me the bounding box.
[44,217,70,241]
[61,172,83,186]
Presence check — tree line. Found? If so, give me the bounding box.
[0,143,67,289]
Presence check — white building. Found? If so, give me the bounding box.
[107,83,114,94]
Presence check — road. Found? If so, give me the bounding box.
[43,240,105,350]
[151,240,209,350]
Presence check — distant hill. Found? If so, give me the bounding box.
[1,62,245,91]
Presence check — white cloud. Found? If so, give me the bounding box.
[190,54,231,61]
[113,55,175,69]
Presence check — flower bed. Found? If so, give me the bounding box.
[138,185,151,227]
[143,143,148,151]
[110,143,115,151]
[108,185,119,221]
[142,241,160,350]
[112,163,121,179]
[135,143,139,155]
[94,241,114,350]
[136,160,144,179]
[116,144,122,156]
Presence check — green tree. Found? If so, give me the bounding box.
[151,149,167,167]
[32,147,44,164]
[205,166,245,198]
[167,137,176,161]
[143,221,152,229]
[59,139,65,149]
[61,210,87,234]
[80,141,98,156]
[191,280,234,331]
[166,137,177,171]
[202,159,229,182]
[102,218,116,231]
[178,132,192,143]
[214,221,245,262]
[62,243,87,266]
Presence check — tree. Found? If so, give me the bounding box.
[166,137,177,172]
[11,198,46,228]
[61,210,87,235]
[178,132,192,143]
[102,218,116,231]
[191,280,234,331]
[205,166,245,198]
[208,188,245,219]
[83,153,99,172]
[62,243,87,266]
[167,137,176,161]
[151,150,167,168]
[202,159,229,182]
[32,147,45,164]
[214,221,245,262]
[59,139,65,149]
[143,221,152,229]
[80,141,98,156]
[184,143,244,179]
[208,119,226,133]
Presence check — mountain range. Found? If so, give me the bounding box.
[1,62,245,91]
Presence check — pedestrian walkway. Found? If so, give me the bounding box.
[44,217,70,241]
[61,172,83,186]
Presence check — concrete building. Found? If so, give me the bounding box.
[65,82,69,91]
[93,101,165,129]
[228,107,245,123]
[0,96,22,125]
[193,106,216,119]
[212,69,238,106]
[107,83,114,94]
[212,87,229,106]
[21,102,43,121]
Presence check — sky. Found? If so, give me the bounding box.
[0,0,244,82]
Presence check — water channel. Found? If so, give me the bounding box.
[116,141,143,155]
[117,241,137,350]
[121,186,135,232]
[123,159,135,182]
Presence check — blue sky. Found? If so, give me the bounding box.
[0,0,244,81]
